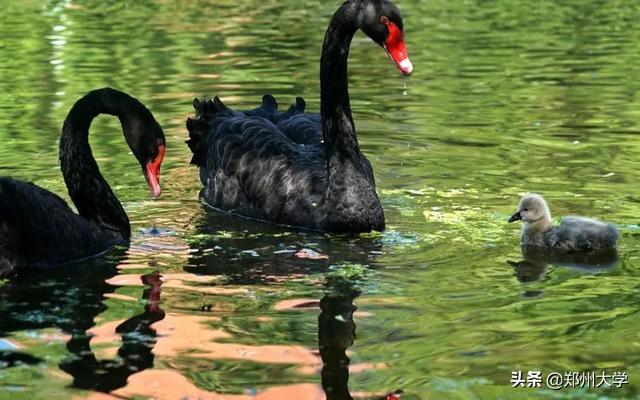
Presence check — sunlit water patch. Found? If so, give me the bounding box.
[2,0,640,399]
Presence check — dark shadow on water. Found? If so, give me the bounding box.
[0,250,125,338]
[507,247,619,283]
[0,350,43,368]
[318,276,402,400]
[59,271,165,392]
[0,248,165,392]
[185,208,384,284]
[186,207,387,399]
[319,276,359,400]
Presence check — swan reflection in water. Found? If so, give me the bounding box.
[60,271,165,391]
[186,208,386,399]
[508,247,619,283]
[0,250,165,392]
[185,208,384,282]
[319,275,360,400]
[319,276,403,400]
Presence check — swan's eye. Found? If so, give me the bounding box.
[523,208,529,212]
[380,16,389,24]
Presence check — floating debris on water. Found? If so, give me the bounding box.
[0,338,19,351]
[294,248,329,260]
[140,226,175,236]
[273,249,297,255]
[382,230,420,246]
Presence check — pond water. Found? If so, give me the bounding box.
[1,0,640,399]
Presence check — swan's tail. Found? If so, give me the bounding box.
[259,94,278,114]
[186,95,309,165]
[244,95,279,119]
[287,97,306,114]
[245,95,306,122]
[269,97,306,123]
[186,97,232,166]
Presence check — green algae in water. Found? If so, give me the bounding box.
[2,0,640,399]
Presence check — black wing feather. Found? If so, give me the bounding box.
[186,96,328,229]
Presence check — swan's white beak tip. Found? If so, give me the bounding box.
[398,58,413,75]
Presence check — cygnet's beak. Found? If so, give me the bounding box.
[508,211,522,223]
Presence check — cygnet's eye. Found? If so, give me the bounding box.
[522,208,529,212]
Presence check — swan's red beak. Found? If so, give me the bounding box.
[145,144,165,198]
[383,22,413,76]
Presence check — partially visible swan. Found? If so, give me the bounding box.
[0,88,166,278]
[186,0,413,233]
[508,194,619,250]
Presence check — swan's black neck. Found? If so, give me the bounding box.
[320,1,385,232]
[59,88,141,239]
[321,1,359,156]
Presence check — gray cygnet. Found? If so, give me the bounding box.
[509,194,619,251]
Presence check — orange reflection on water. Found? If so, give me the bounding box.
[89,312,320,367]
[274,298,374,317]
[273,298,320,311]
[83,369,325,400]
[106,273,247,295]
[82,276,384,399]
[103,292,138,302]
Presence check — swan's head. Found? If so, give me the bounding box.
[509,194,551,223]
[358,0,413,75]
[126,117,166,199]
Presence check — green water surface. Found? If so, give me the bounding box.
[1,0,640,399]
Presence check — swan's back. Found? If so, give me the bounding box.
[186,95,334,229]
[270,97,323,146]
[545,216,619,250]
[0,177,120,276]
[186,93,382,232]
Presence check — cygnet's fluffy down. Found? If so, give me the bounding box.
[508,194,619,251]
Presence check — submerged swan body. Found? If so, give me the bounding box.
[508,194,619,251]
[0,88,166,278]
[186,0,412,233]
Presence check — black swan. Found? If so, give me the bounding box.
[508,194,619,250]
[186,0,412,232]
[0,88,166,277]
